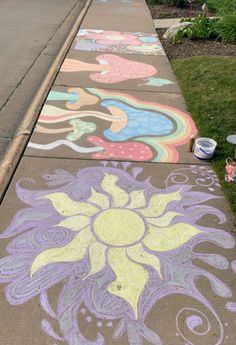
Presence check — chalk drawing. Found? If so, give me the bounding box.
[60,54,173,86]
[74,29,165,55]
[0,163,234,344]
[29,88,197,163]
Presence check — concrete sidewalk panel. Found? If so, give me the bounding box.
[92,0,150,10]
[71,29,164,56]
[0,156,235,345]
[92,0,149,6]
[87,2,150,17]
[93,0,148,5]
[81,14,156,33]
[55,51,181,93]
[25,87,199,164]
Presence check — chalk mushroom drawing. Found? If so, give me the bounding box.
[60,54,174,87]
[0,164,235,345]
[28,88,197,162]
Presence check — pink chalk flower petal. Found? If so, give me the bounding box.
[86,31,141,46]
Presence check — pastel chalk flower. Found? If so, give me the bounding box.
[139,36,158,43]
[74,41,107,51]
[85,30,141,46]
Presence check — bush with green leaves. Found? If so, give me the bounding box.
[207,0,236,15]
[173,0,188,7]
[173,15,219,43]
[215,15,236,43]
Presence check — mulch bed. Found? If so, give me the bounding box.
[158,29,236,60]
[150,3,212,19]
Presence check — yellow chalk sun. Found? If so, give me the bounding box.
[31,173,201,319]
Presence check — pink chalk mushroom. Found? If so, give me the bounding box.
[87,136,153,161]
[61,54,157,84]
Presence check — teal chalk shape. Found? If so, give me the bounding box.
[140,36,158,43]
[66,119,96,142]
[143,78,174,87]
[47,91,79,103]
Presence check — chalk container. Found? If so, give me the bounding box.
[194,137,217,160]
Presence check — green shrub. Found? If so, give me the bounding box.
[173,16,218,43]
[215,15,236,43]
[173,0,188,7]
[146,0,156,5]
[207,0,236,15]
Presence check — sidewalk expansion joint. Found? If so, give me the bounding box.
[53,83,182,95]
[23,153,210,167]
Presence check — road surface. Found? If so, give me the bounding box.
[0,0,86,160]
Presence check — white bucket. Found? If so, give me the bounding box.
[194,137,217,160]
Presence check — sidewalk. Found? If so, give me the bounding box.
[0,0,235,344]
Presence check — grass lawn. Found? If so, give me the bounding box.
[172,56,236,219]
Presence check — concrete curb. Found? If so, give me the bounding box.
[0,0,92,202]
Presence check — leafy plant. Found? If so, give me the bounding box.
[215,15,236,43]
[173,0,188,7]
[173,15,218,43]
[146,0,157,5]
[207,0,236,15]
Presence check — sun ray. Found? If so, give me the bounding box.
[127,190,146,209]
[108,248,148,319]
[127,243,162,279]
[143,223,201,252]
[140,190,182,218]
[40,193,99,216]
[147,211,181,227]
[55,215,90,231]
[101,174,129,207]
[31,227,95,276]
[86,242,107,278]
[87,188,110,209]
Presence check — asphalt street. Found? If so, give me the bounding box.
[0,0,86,161]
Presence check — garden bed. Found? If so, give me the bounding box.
[158,29,236,60]
[150,3,213,19]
